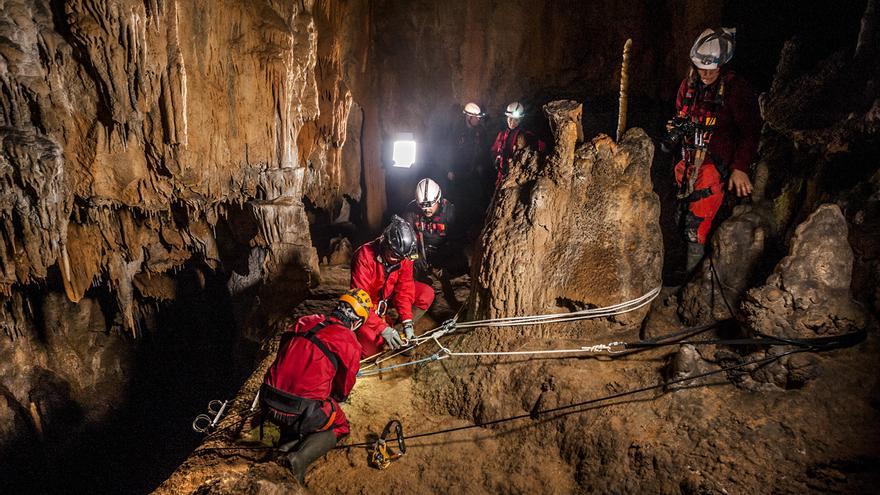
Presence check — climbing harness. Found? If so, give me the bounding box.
[369,420,406,470]
[192,399,229,433]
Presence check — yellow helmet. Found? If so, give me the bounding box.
[338,288,373,323]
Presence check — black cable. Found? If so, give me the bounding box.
[334,347,807,449]
[708,253,737,318]
[194,326,865,455]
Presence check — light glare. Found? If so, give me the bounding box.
[392,139,416,168]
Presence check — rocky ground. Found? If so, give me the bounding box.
[156,265,880,495]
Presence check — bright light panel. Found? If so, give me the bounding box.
[392,139,416,168]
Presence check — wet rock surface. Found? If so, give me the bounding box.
[0,0,365,491]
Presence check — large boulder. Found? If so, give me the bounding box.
[424,100,662,424]
[742,204,867,341]
[679,204,774,325]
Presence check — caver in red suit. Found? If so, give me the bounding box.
[673,68,760,246]
[263,313,360,437]
[351,239,434,357]
[491,126,545,188]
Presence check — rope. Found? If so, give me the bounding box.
[357,352,448,377]
[457,287,661,328]
[431,333,626,358]
[336,347,809,449]
[359,286,662,369]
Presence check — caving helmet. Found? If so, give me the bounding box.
[416,178,442,210]
[463,102,486,118]
[690,27,736,69]
[380,215,417,263]
[504,101,525,119]
[336,288,373,330]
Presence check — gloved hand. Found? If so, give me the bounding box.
[381,326,404,350]
[401,320,415,341]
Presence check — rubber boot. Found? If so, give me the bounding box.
[286,429,337,484]
[685,241,705,275]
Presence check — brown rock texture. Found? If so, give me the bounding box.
[679,204,773,325]
[469,100,662,339]
[742,204,867,341]
[0,0,365,331]
[420,101,661,426]
[0,1,366,487]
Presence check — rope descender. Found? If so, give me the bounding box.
[369,420,406,470]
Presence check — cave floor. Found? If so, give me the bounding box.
[157,266,880,494]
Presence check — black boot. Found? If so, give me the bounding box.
[286,429,337,484]
[685,241,705,275]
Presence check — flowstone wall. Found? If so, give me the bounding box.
[0,0,366,491]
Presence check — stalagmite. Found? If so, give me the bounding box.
[616,38,633,142]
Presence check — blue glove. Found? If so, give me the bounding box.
[381,326,404,350]
[402,320,415,341]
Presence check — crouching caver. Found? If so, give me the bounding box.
[259,288,372,484]
[351,216,434,357]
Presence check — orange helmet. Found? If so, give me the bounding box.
[338,288,373,325]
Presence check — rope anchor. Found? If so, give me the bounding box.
[192,399,228,433]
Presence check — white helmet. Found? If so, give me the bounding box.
[463,102,485,118]
[416,178,441,208]
[504,101,525,119]
[690,27,736,69]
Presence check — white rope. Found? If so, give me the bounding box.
[358,286,661,368]
[440,342,628,357]
[457,287,661,328]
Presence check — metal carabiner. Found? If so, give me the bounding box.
[192,414,213,433]
[192,399,228,434]
[376,300,388,317]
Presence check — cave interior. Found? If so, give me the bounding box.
[0,0,878,493]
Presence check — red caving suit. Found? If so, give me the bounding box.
[350,239,435,357]
[264,314,360,438]
[673,70,761,244]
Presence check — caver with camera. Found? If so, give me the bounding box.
[666,27,762,273]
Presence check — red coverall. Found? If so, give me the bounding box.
[265,314,360,437]
[491,127,546,187]
[350,240,435,357]
[673,70,761,244]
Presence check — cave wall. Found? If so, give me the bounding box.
[354,0,722,223]
[0,0,367,489]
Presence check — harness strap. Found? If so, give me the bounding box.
[301,321,340,371]
[376,257,400,316]
[318,401,338,431]
[684,181,724,202]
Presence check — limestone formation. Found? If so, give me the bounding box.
[0,0,361,482]
[742,204,867,341]
[469,100,662,342]
[679,204,774,325]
